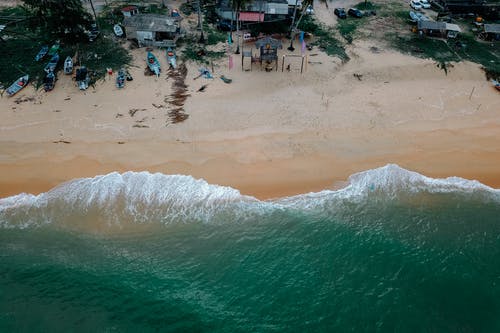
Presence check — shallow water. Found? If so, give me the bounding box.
[1,165,499,332]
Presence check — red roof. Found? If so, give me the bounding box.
[239,12,264,22]
[121,6,138,12]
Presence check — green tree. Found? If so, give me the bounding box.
[22,0,93,41]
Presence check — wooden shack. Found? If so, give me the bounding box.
[417,20,461,38]
[123,14,182,48]
[255,36,282,71]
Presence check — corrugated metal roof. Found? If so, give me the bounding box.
[445,23,461,32]
[123,14,180,33]
[484,24,500,34]
[418,20,446,30]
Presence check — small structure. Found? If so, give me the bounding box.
[121,6,139,18]
[123,14,182,48]
[255,36,282,71]
[480,24,500,41]
[417,20,461,38]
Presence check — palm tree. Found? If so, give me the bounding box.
[287,0,313,51]
[230,0,252,53]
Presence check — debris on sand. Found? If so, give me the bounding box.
[165,63,190,124]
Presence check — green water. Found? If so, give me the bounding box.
[1,197,500,332]
[1,167,500,332]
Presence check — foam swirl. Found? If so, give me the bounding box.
[1,165,498,229]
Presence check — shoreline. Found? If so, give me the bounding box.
[1,43,499,200]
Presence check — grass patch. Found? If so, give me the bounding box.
[298,16,348,61]
[388,32,500,77]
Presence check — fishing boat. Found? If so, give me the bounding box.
[166,47,177,69]
[113,24,124,37]
[35,45,49,62]
[76,66,90,90]
[44,53,60,73]
[493,80,500,92]
[220,75,232,84]
[47,41,60,56]
[64,56,73,75]
[147,51,160,77]
[6,75,29,96]
[116,68,126,88]
[43,71,56,92]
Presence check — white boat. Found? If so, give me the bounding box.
[6,75,29,96]
[166,47,176,69]
[113,24,124,37]
[64,56,73,75]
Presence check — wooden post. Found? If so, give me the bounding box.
[282,55,285,72]
[300,55,304,74]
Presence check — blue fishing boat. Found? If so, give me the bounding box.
[35,45,48,61]
[44,53,60,73]
[6,75,29,96]
[116,68,126,88]
[147,51,160,77]
[43,71,56,92]
[166,47,176,69]
[76,66,90,90]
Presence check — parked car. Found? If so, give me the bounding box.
[419,0,431,9]
[334,8,347,19]
[410,0,423,10]
[348,8,363,18]
[305,5,314,14]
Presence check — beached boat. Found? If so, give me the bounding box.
[64,56,73,75]
[43,71,56,92]
[166,47,176,69]
[6,75,29,96]
[493,80,500,92]
[220,75,232,84]
[113,24,124,37]
[35,45,49,62]
[47,41,60,56]
[147,51,161,77]
[76,66,90,90]
[116,68,126,88]
[44,53,59,73]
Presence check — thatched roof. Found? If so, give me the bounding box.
[123,14,181,33]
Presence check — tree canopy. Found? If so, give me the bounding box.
[22,0,93,41]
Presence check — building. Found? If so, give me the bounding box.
[434,0,500,19]
[216,0,289,24]
[481,24,500,40]
[417,20,461,38]
[123,14,183,47]
[121,6,139,18]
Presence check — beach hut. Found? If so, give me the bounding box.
[121,6,139,18]
[417,20,461,38]
[480,24,500,41]
[123,14,183,48]
[255,36,283,71]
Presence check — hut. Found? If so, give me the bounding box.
[123,14,183,48]
[255,36,282,71]
[121,6,139,18]
[417,20,461,38]
[481,24,500,41]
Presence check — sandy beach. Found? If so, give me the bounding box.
[1,14,499,199]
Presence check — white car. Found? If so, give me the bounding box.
[305,5,314,14]
[420,0,431,9]
[410,0,423,10]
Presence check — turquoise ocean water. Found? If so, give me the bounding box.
[1,164,499,332]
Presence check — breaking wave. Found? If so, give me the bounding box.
[1,164,499,229]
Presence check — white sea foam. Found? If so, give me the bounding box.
[1,165,498,228]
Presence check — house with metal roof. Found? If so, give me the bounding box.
[122,14,183,47]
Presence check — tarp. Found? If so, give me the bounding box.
[484,24,500,34]
[239,12,264,22]
[445,23,461,32]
